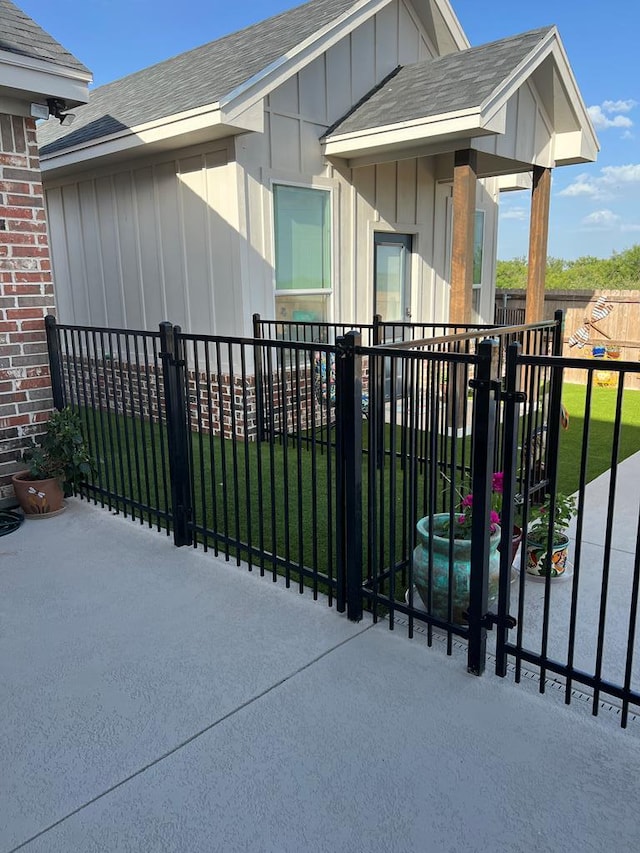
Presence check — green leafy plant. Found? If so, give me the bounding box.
[22,408,94,497]
[528,492,577,545]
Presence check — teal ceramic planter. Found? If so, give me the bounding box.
[412,513,501,625]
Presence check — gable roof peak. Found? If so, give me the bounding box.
[0,0,90,75]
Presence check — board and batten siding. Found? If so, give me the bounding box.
[45,141,244,335]
[235,0,453,328]
[473,80,554,167]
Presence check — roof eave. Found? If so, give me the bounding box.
[479,28,599,161]
[322,107,497,162]
[0,47,91,107]
[40,100,263,177]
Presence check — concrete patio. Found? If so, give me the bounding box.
[2,459,640,852]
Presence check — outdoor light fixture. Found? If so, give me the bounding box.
[46,98,76,125]
[30,102,49,120]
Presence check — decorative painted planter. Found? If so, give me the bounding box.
[525,533,569,578]
[412,513,501,625]
[11,471,65,518]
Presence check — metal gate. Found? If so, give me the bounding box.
[493,344,640,726]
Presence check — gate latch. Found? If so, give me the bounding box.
[480,611,517,631]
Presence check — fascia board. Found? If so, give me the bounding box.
[479,28,557,126]
[342,136,473,168]
[0,49,91,105]
[431,0,470,50]
[40,100,263,171]
[547,39,599,154]
[0,48,91,83]
[479,29,599,157]
[323,107,483,155]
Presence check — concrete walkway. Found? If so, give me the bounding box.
[2,497,640,852]
[507,449,640,694]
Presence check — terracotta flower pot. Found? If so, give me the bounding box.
[497,525,523,566]
[11,471,65,518]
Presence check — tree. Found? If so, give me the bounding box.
[496,245,640,290]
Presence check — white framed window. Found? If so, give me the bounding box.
[273,184,332,323]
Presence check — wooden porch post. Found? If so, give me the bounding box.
[450,149,477,324]
[525,166,552,324]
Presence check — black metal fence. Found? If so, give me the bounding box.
[496,346,640,726]
[44,312,640,726]
[494,304,526,325]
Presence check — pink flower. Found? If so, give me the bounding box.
[490,510,500,526]
[461,494,473,509]
[458,514,467,525]
[492,472,504,494]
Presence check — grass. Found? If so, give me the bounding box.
[80,409,438,599]
[558,383,640,495]
[77,380,640,599]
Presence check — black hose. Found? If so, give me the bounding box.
[0,510,23,537]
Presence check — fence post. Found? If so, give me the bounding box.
[495,341,522,676]
[159,321,193,547]
[45,314,65,410]
[252,313,265,442]
[545,309,565,498]
[336,331,363,621]
[467,337,500,675]
[372,314,385,469]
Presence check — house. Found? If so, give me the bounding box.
[36,0,597,340]
[0,0,90,507]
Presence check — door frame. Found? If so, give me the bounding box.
[372,231,413,322]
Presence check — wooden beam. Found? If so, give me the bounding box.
[526,166,552,324]
[450,149,477,324]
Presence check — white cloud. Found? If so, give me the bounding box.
[602,99,637,113]
[581,209,620,228]
[558,173,605,199]
[600,163,640,184]
[588,105,633,130]
[622,130,635,140]
[621,223,640,232]
[500,207,527,221]
[559,163,640,200]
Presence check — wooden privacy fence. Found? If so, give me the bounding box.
[495,290,640,388]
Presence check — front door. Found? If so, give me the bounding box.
[373,232,412,335]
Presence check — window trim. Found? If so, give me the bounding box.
[271,181,334,296]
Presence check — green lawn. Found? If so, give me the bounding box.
[80,409,444,598]
[77,380,640,597]
[558,383,640,495]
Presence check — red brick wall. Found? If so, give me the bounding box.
[0,114,55,507]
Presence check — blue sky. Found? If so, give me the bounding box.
[20,0,639,261]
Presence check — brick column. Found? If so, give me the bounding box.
[0,114,56,507]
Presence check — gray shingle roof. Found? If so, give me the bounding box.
[324,27,554,137]
[38,0,356,156]
[0,0,90,75]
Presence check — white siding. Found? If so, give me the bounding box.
[347,157,440,324]
[45,142,243,334]
[237,0,441,327]
[475,82,554,168]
